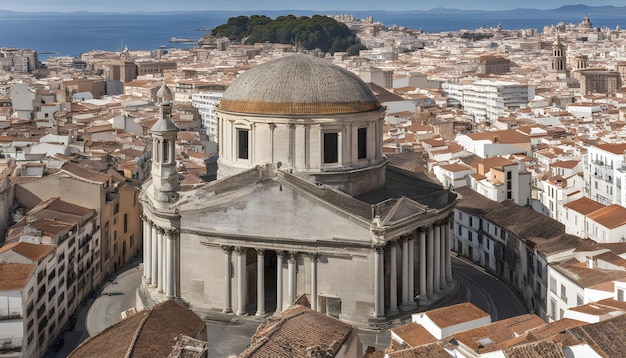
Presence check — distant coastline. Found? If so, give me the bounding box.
[0,5,624,59]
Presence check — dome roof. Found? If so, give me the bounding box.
[156,82,173,101]
[219,54,381,115]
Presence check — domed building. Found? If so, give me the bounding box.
[216,54,386,196]
[140,55,457,327]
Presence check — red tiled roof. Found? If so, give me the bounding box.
[0,263,35,290]
[587,204,626,229]
[239,305,355,357]
[391,322,437,347]
[61,162,111,183]
[424,302,490,328]
[563,197,605,215]
[0,242,55,262]
[69,300,205,358]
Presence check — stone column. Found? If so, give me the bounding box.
[427,226,434,297]
[236,247,247,315]
[165,229,176,298]
[433,222,441,294]
[408,234,415,305]
[157,228,164,292]
[287,251,297,307]
[389,243,399,316]
[276,251,284,312]
[144,218,152,283]
[374,245,384,318]
[419,227,427,304]
[222,246,233,313]
[310,253,318,311]
[439,223,447,289]
[256,249,265,317]
[445,218,454,284]
[151,225,158,288]
[141,217,147,279]
[401,237,410,309]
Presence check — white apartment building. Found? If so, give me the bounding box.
[536,173,584,221]
[547,253,626,322]
[0,263,36,357]
[443,80,534,123]
[467,156,531,206]
[191,92,223,141]
[560,197,605,238]
[586,143,626,206]
[0,199,100,357]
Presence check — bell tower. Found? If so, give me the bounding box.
[150,82,180,206]
[549,34,567,80]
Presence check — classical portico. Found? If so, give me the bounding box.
[139,55,457,327]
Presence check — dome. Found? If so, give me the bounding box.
[156,82,173,101]
[219,54,380,115]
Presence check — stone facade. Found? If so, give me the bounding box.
[139,56,457,327]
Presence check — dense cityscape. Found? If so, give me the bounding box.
[1,5,626,358]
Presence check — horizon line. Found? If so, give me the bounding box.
[0,4,618,15]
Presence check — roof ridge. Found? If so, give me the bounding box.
[124,308,153,358]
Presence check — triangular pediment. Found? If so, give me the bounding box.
[380,197,428,226]
[178,177,372,243]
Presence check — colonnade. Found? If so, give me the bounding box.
[374,219,454,318]
[141,215,453,319]
[220,248,319,316]
[141,216,177,298]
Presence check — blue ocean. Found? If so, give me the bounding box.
[0,7,625,59]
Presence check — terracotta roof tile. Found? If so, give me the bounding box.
[563,197,605,215]
[551,160,580,169]
[595,143,626,155]
[526,318,586,341]
[239,305,355,357]
[465,129,529,144]
[587,204,626,229]
[0,263,35,290]
[595,298,626,312]
[61,162,111,183]
[439,163,473,173]
[503,340,566,358]
[391,322,437,347]
[551,258,626,287]
[69,300,205,358]
[424,302,490,328]
[386,342,450,357]
[452,314,544,353]
[1,242,55,262]
[567,315,626,357]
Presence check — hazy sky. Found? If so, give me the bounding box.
[1,1,624,12]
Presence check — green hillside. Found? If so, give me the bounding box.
[210,15,366,55]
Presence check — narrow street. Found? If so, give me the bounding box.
[452,256,529,321]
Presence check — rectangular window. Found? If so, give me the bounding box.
[238,129,249,159]
[357,127,367,159]
[123,214,128,233]
[550,276,557,293]
[577,294,584,306]
[323,132,339,164]
[561,284,567,302]
[618,289,625,301]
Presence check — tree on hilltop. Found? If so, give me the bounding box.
[210,14,365,54]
